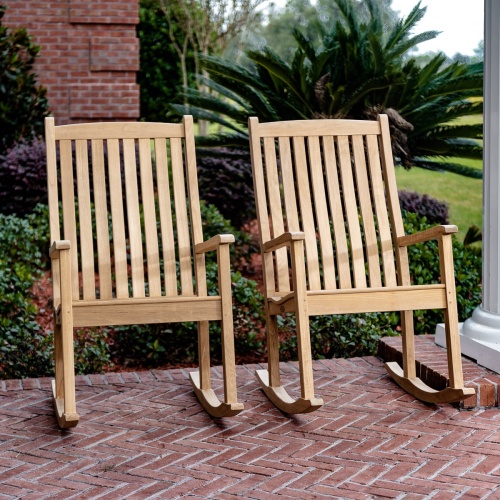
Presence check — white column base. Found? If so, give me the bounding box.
[435,306,500,374]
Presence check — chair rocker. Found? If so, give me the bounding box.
[248,114,475,414]
[46,115,244,428]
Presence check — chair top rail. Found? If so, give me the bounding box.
[51,119,187,141]
[250,118,381,138]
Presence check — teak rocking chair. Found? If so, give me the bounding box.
[45,115,243,428]
[248,114,475,414]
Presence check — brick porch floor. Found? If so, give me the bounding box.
[1,348,500,499]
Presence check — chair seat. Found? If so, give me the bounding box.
[55,295,223,327]
[268,284,447,315]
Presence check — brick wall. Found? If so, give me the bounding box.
[2,0,140,125]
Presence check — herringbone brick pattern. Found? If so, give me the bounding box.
[1,357,500,499]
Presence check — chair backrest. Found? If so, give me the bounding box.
[248,114,410,295]
[46,116,205,303]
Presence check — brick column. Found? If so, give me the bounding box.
[2,0,140,124]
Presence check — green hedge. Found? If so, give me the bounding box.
[0,205,482,378]
[279,211,483,361]
[0,205,111,379]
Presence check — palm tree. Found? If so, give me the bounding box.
[171,0,483,177]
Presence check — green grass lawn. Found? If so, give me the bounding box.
[396,159,482,243]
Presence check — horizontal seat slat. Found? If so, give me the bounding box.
[268,285,447,316]
[71,296,222,327]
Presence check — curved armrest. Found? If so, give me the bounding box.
[195,234,234,254]
[398,225,457,247]
[263,232,305,253]
[49,240,71,258]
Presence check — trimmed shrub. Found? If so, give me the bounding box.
[0,5,49,154]
[0,206,112,379]
[279,210,482,360]
[0,136,47,216]
[398,190,449,225]
[110,202,264,368]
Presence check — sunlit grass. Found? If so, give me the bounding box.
[396,160,482,243]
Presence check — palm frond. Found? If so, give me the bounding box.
[195,75,252,111]
[169,104,246,134]
[338,76,392,116]
[415,137,482,159]
[428,123,483,140]
[411,157,482,178]
[207,73,277,121]
[247,48,313,112]
[199,54,267,92]
[180,88,250,123]
[385,1,427,51]
[387,31,441,60]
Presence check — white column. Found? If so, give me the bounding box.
[437,0,500,372]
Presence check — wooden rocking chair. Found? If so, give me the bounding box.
[45,115,244,428]
[248,114,475,414]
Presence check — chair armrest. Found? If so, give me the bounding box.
[398,225,457,247]
[49,240,71,258]
[195,234,235,254]
[263,232,305,252]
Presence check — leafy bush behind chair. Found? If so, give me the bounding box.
[0,206,112,379]
[279,210,482,361]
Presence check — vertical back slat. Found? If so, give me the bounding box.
[307,136,336,290]
[264,136,289,292]
[59,140,80,299]
[337,135,367,288]
[183,116,207,297]
[278,137,300,232]
[352,135,382,287]
[293,137,322,290]
[171,136,194,296]
[138,138,161,297]
[293,137,320,290]
[248,118,276,294]
[75,140,95,300]
[323,136,351,289]
[155,137,177,296]
[123,138,145,297]
[91,139,112,299]
[378,115,411,286]
[366,134,397,287]
[107,139,129,299]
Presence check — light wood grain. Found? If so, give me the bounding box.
[248,114,474,411]
[45,116,243,427]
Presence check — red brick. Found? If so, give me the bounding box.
[2,0,140,124]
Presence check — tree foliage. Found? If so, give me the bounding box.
[138,0,193,121]
[0,5,49,154]
[171,0,483,177]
